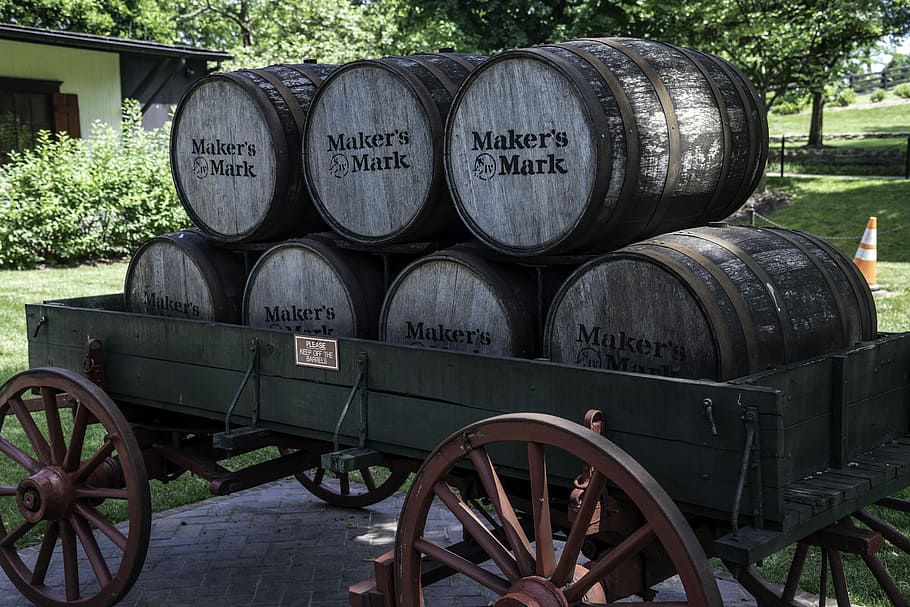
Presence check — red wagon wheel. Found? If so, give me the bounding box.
[727,496,910,607]
[0,368,151,607]
[279,445,410,508]
[395,413,722,606]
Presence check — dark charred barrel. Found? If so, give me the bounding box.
[125,230,247,323]
[302,53,486,245]
[171,63,335,243]
[445,38,768,257]
[544,226,877,381]
[380,247,538,357]
[243,235,384,338]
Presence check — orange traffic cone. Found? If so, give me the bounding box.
[853,216,880,291]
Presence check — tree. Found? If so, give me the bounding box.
[623,0,910,144]
[0,0,176,41]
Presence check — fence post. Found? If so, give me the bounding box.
[780,136,785,178]
[906,135,909,179]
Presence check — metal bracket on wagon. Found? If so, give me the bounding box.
[214,339,268,451]
[321,352,372,474]
[82,337,106,389]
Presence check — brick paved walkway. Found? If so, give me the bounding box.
[0,478,797,606]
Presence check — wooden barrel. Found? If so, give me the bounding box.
[380,247,538,357]
[445,38,768,257]
[125,230,247,323]
[243,235,384,337]
[544,226,877,380]
[302,52,486,245]
[171,62,335,243]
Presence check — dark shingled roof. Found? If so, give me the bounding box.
[0,23,231,61]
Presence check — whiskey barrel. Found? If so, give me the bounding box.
[379,247,538,357]
[243,235,384,338]
[171,63,335,243]
[445,38,768,256]
[125,230,247,323]
[302,52,486,245]
[544,226,877,380]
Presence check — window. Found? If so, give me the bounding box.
[0,77,79,163]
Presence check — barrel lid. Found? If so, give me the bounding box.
[125,231,219,322]
[242,238,363,337]
[380,250,527,357]
[545,255,719,379]
[446,52,603,255]
[171,75,281,239]
[303,61,439,243]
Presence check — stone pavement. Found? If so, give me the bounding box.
[0,478,770,607]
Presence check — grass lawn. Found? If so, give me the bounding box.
[0,261,128,384]
[770,99,910,137]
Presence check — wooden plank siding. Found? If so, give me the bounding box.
[25,297,910,533]
[0,39,120,135]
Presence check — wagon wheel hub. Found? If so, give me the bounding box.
[16,467,74,523]
[496,576,568,607]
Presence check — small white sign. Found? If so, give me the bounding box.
[294,335,339,371]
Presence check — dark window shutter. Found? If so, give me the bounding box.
[52,93,81,138]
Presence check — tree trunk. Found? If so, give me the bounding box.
[808,90,825,146]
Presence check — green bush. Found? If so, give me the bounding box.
[770,100,804,115]
[0,100,189,269]
[830,87,857,107]
[894,82,910,99]
[871,88,887,102]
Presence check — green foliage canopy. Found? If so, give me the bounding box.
[0,101,188,269]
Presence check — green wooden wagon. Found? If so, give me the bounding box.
[2,293,909,607]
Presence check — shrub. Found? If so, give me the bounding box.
[894,82,910,99]
[0,100,189,269]
[871,88,887,102]
[771,100,804,115]
[830,87,857,107]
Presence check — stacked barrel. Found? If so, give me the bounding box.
[125,38,877,382]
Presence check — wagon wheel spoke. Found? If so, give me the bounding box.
[63,402,90,472]
[782,542,810,602]
[433,480,522,583]
[41,386,68,465]
[826,548,850,607]
[74,502,129,551]
[8,395,51,465]
[564,522,657,604]
[360,467,376,491]
[75,486,130,500]
[31,521,60,585]
[728,497,910,607]
[0,435,41,473]
[527,441,555,578]
[70,438,115,485]
[414,536,511,595]
[552,468,603,587]
[70,514,114,587]
[1,519,35,548]
[395,413,721,607]
[61,518,81,601]
[469,447,535,576]
[0,368,151,607]
[860,553,910,607]
[280,445,410,508]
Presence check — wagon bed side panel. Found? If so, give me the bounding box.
[26,301,788,523]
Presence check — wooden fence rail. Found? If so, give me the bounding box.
[848,66,910,92]
[773,133,910,178]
